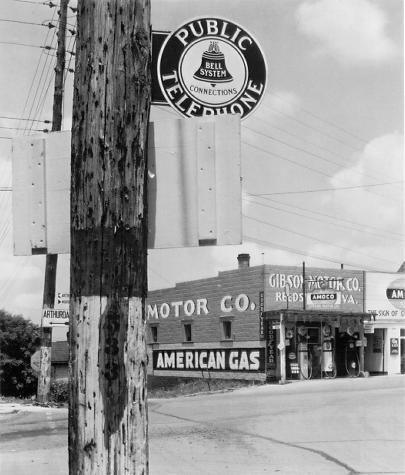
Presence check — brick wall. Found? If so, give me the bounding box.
[146,266,265,345]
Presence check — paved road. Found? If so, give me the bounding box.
[1,376,404,474]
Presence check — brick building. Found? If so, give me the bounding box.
[146,255,370,381]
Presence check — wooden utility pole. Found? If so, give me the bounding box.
[37,0,69,404]
[69,1,151,473]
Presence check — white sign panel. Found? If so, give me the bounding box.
[365,272,405,320]
[12,115,241,255]
[12,136,47,254]
[42,307,70,327]
[56,292,70,305]
[306,290,342,309]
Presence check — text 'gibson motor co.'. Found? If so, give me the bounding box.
[268,272,362,305]
[157,17,267,119]
[147,293,256,320]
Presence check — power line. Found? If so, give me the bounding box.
[10,0,55,4]
[0,41,56,50]
[246,115,394,184]
[24,27,58,133]
[254,195,404,238]
[148,266,175,287]
[243,139,397,204]
[243,140,335,179]
[251,181,404,196]
[245,196,404,242]
[0,115,51,123]
[0,18,55,28]
[33,70,55,130]
[244,124,349,172]
[261,102,363,153]
[0,125,49,132]
[270,92,368,145]
[243,125,398,200]
[244,234,389,272]
[243,214,398,266]
[19,8,57,134]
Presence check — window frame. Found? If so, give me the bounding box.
[182,321,193,343]
[147,322,160,344]
[219,315,235,341]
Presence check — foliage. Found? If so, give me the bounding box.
[0,309,40,397]
[147,375,262,398]
[50,379,69,403]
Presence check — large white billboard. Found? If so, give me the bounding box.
[365,272,405,320]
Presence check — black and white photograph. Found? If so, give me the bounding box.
[0,1,404,474]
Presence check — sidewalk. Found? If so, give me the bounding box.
[0,399,65,415]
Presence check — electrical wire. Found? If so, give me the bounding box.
[34,60,59,128]
[10,0,54,4]
[243,140,335,179]
[243,214,399,266]
[260,102,363,153]
[243,142,398,205]
[250,181,404,196]
[0,115,50,123]
[243,234,391,272]
[0,18,54,27]
[269,91,368,145]
[244,196,404,242]
[243,126,398,203]
[245,116,396,185]
[244,124,352,171]
[0,125,48,132]
[252,195,404,239]
[0,41,56,50]
[24,27,58,133]
[148,266,175,287]
[19,8,57,133]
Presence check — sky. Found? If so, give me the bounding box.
[0,0,403,333]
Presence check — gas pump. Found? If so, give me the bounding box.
[345,331,360,377]
[285,327,300,379]
[321,324,336,378]
[297,326,311,379]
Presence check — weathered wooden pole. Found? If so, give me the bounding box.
[37,0,69,404]
[69,1,151,473]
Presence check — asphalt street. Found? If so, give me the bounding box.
[0,375,404,474]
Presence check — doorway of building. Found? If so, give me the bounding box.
[307,326,322,378]
[335,332,360,377]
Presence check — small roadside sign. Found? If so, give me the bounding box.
[56,292,70,305]
[42,307,69,327]
[30,350,41,374]
[364,322,374,334]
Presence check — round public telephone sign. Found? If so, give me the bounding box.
[157,17,267,119]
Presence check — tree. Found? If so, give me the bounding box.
[0,310,40,397]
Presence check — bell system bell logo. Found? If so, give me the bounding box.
[386,277,405,311]
[157,17,267,119]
